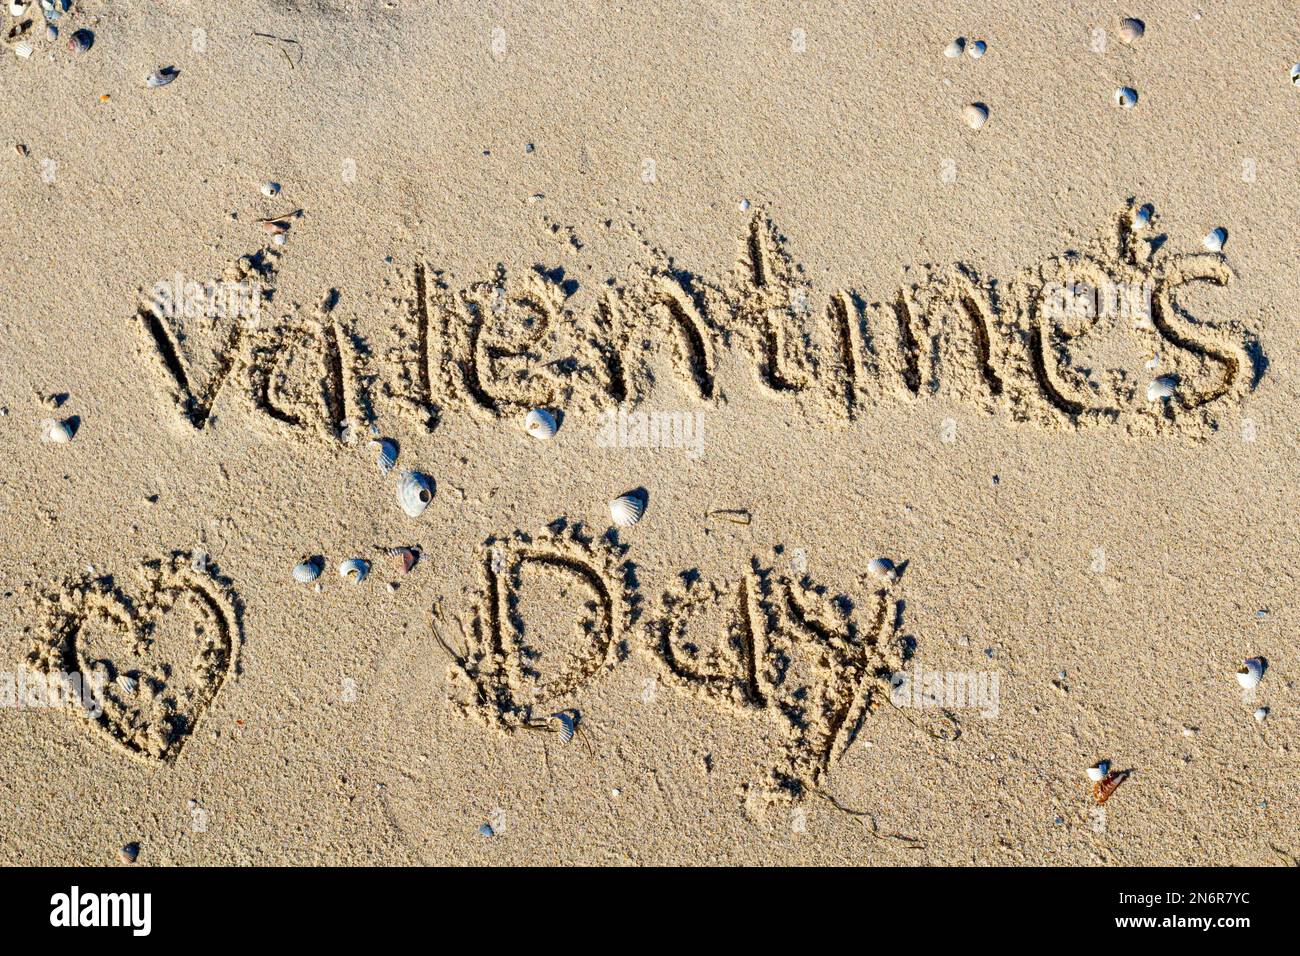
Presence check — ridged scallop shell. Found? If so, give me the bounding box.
[1118,17,1144,43]
[292,557,323,583]
[963,102,989,130]
[116,675,138,695]
[551,712,576,743]
[867,557,898,583]
[610,491,645,527]
[397,471,434,517]
[1202,227,1227,252]
[369,438,398,473]
[1146,375,1176,402]
[524,408,557,440]
[338,558,370,583]
[1236,657,1265,689]
[1114,86,1138,108]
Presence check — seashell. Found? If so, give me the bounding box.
[738,198,750,211]
[13,40,32,58]
[1133,203,1153,229]
[396,470,434,517]
[1202,226,1227,252]
[1114,86,1138,108]
[967,39,987,59]
[261,181,280,198]
[476,823,496,837]
[1117,17,1145,43]
[368,438,398,473]
[1146,375,1176,402]
[116,675,137,695]
[1086,760,1110,782]
[66,28,91,53]
[962,102,989,130]
[867,557,898,584]
[338,558,370,583]
[145,67,177,87]
[119,842,140,864]
[292,557,323,584]
[944,37,965,58]
[1092,769,1129,805]
[524,408,557,440]
[1292,63,1300,87]
[40,418,72,443]
[551,711,576,743]
[190,550,209,572]
[8,3,28,17]
[1236,657,1266,689]
[610,490,646,527]
[1254,707,1268,722]
[390,546,419,574]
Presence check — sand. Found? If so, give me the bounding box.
[0,0,1297,865]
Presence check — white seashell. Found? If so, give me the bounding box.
[1236,657,1265,689]
[967,40,987,59]
[261,181,280,198]
[40,418,72,443]
[1114,86,1138,109]
[9,3,28,17]
[116,675,137,695]
[867,557,898,584]
[1146,376,1176,402]
[963,102,989,130]
[1086,760,1110,782]
[610,491,645,527]
[1202,227,1227,252]
[1254,707,1268,722]
[292,557,322,583]
[524,408,557,440]
[396,470,434,517]
[551,712,576,743]
[1117,18,1145,43]
[1144,354,1159,370]
[944,37,965,58]
[368,438,398,473]
[338,558,369,583]
[146,68,177,87]
[1133,203,1153,229]
[14,40,32,58]
[738,198,750,211]
[1292,64,1300,86]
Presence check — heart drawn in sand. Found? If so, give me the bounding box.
[28,554,241,764]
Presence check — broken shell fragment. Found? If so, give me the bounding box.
[524,408,558,440]
[146,67,178,87]
[1118,17,1145,43]
[1236,657,1266,689]
[867,557,898,584]
[40,418,73,443]
[963,102,989,130]
[338,558,370,583]
[1114,86,1138,109]
[1146,376,1176,402]
[390,546,419,574]
[944,37,965,58]
[397,471,434,517]
[1202,227,1228,252]
[1133,203,1154,229]
[610,491,646,528]
[368,438,398,473]
[292,557,323,584]
[1086,760,1110,782]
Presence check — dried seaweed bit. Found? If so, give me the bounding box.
[705,508,752,525]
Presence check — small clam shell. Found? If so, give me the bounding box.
[610,491,645,527]
[967,39,987,59]
[963,102,989,130]
[1133,203,1154,229]
[369,438,398,473]
[292,557,323,584]
[551,711,576,743]
[1254,707,1269,722]
[1086,760,1110,782]
[396,470,434,517]
[1146,375,1176,402]
[8,3,28,18]
[524,408,557,440]
[261,181,280,197]
[338,558,370,583]
[1114,86,1138,109]
[146,67,177,87]
[40,418,73,443]
[66,28,91,53]
[119,842,140,864]
[944,37,965,58]
[1236,657,1266,689]
[867,557,898,584]
[1202,227,1227,252]
[1118,17,1145,43]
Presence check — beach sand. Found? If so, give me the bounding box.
[0,0,1297,865]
